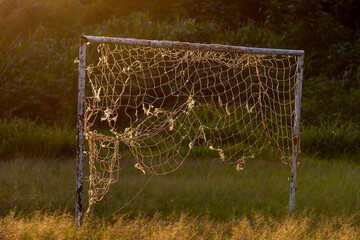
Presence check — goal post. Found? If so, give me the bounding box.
[76,38,86,227]
[290,53,304,214]
[76,35,304,226]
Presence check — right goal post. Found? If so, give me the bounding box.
[76,35,304,226]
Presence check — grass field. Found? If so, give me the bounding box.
[0,156,359,239]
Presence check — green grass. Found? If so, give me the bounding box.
[0,157,360,239]
[301,119,360,159]
[1,117,359,162]
[0,118,76,159]
[0,156,359,239]
[0,156,359,220]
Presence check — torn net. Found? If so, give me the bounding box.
[83,43,300,206]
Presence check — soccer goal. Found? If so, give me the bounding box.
[76,35,304,226]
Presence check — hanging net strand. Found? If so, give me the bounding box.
[83,41,301,206]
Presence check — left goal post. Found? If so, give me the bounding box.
[76,38,86,227]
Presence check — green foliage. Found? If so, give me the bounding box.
[264,0,360,99]
[172,0,266,26]
[0,0,82,39]
[0,27,78,121]
[79,0,174,25]
[302,75,360,124]
[0,118,76,159]
[301,119,360,159]
[0,0,359,158]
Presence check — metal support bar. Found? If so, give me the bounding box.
[289,54,304,215]
[76,38,86,227]
[81,35,304,56]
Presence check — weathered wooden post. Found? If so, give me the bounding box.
[76,37,86,227]
[289,53,304,215]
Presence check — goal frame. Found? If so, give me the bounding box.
[76,35,304,226]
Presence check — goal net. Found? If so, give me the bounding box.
[77,36,304,210]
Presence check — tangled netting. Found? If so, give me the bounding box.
[83,42,301,206]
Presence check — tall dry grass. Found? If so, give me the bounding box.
[0,211,359,240]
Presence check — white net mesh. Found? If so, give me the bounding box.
[83,41,301,206]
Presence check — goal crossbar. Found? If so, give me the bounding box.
[81,35,304,56]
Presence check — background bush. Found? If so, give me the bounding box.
[0,0,359,158]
